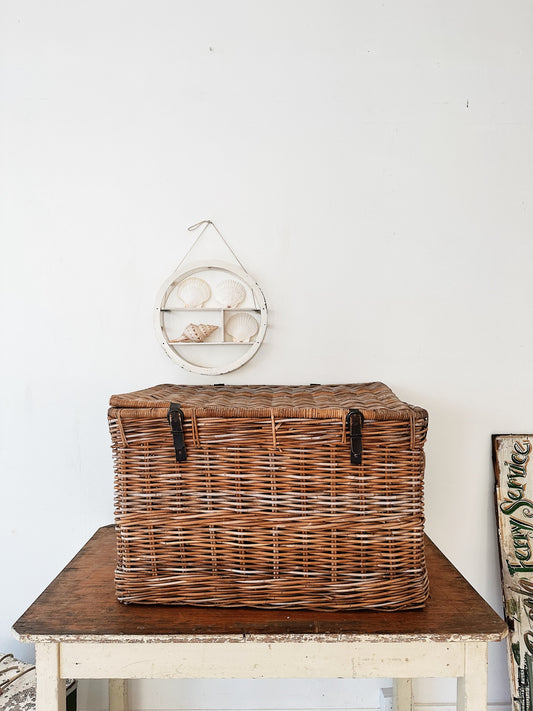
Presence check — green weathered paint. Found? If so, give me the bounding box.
[495,435,533,711]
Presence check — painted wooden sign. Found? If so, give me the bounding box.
[494,434,533,710]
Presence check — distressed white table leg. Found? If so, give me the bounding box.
[393,679,413,711]
[109,679,128,711]
[457,642,488,711]
[35,643,66,711]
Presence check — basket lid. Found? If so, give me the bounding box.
[109,383,426,421]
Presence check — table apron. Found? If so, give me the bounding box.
[57,641,473,679]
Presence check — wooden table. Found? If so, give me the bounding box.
[13,526,507,711]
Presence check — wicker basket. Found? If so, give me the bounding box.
[109,383,429,610]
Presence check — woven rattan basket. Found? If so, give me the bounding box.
[109,382,429,610]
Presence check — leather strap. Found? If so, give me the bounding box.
[346,409,364,465]
[167,403,187,462]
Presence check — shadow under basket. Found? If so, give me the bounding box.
[108,382,429,610]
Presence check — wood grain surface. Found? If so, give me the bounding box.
[13,525,506,643]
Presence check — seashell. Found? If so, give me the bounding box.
[176,277,211,308]
[225,313,259,343]
[170,323,218,343]
[214,279,246,309]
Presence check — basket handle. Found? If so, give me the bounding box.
[346,409,364,465]
[167,403,187,462]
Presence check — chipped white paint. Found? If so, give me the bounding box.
[109,679,128,711]
[393,679,413,711]
[35,644,65,711]
[154,257,268,376]
[14,630,504,645]
[457,643,487,711]
[58,641,465,680]
[29,636,491,711]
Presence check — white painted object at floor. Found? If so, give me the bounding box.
[0,653,75,711]
[0,652,36,711]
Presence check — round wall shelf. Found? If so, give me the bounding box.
[154,260,268,375]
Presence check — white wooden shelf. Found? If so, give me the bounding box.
[154,260,268,376]
[160,308,261,313]
[169,341,259,346]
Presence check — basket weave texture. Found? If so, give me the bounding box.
[109,382,429,610]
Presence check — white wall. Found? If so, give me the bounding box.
[2,0,532,707]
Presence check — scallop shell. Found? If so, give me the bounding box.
[225,313,259,343]
[214,279,246,309]
[170,323,218,343]
[176,277,211,308]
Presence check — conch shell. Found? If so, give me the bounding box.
[170,323,218,343]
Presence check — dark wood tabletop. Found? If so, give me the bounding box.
[13,525,507,643]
